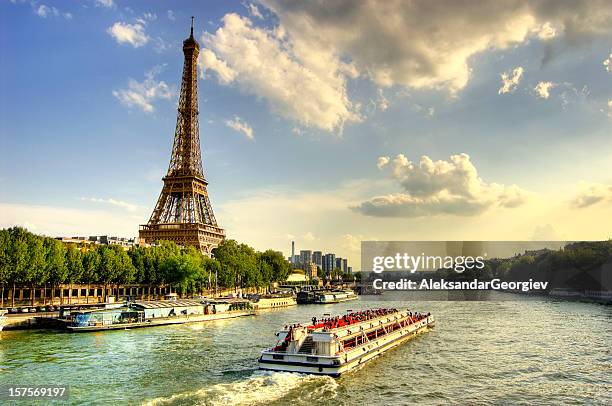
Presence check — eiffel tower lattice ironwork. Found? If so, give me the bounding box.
[139,18,225,254]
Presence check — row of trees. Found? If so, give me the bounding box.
[433,241,611,291]
[0,227,292,304]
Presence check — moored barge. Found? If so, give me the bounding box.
[65,299,254,332]
[259,308,434,376]
[297,289,358,304]
[249,293,297,310]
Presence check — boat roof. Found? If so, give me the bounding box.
[133,300,203,309]
[204,297,250,304]
[73,306,135,314]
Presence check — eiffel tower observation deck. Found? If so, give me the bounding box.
[139,18,225,254]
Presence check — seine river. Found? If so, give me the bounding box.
[0,293,610,405]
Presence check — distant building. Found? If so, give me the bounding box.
[307,262,318,279]
[342,258,348,273]
[335,257,343,270]
[291,241,295,263]
[56,235,139,250]
[322,253,336,274]
[312,251,322,267]
[300,250,312,265]
[56,236,96,246]
[348,266,353,274]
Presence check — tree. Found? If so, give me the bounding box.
[66,246,84,284]
[97,245,119,300]
[114,246,136,285]
[202,256,221,292]
[26,233,46,305]
[213,240,260,289]
[8,227,29,306]
[65,246,84,304]
[82,249,100,284]
[0,229,11,307]
[128,246,146,284]
[45,238,68,304]
[82,248,100,303]
[260,249,291,283]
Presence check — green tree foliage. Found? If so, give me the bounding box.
[0,228,294,296]
[82,249,100,283]
[44,238,68,285]
[0,229,10,286]
[259,249,290,282]
[27,233,46,286]
[66,246,84,284]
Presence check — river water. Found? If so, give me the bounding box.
[0,293,610,405]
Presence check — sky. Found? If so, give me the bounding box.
[0,0,611,269]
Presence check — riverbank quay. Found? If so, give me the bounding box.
[0,284,278,309]
[4,311,59,330]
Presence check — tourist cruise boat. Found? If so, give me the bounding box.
[0,309,7,331]
[259,308,434,376]
[64,299,254,332]
[249,293,297,310]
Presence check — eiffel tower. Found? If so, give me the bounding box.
[139,18,225,254]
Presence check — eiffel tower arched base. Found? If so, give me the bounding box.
[139,223,225,255]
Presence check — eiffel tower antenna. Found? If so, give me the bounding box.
[139,19,225,254]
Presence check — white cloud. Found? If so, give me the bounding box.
[533,22,557,39]
[248,3,263,19]
[79,197,141,212]
[112,66,175,113]
[302,232,316,242]
[376,156,390,170]
[35,4,57,18]
[33,4,71,19]
[341,234,362,252]
[355,153,531,217]
[141,12,157,22]
[200,13,360,133]
[376,89,389,111]
[0,202,141,238]
[107,21,149,48]
[167,10,175,21]
[498,67,524,94]
[225,115,254,140]
[604,53,612,73]
[95,0,115,9]
[572,183,612,208]
[534,81,556,99]
[199,49,237,84]
[262,0,611,93]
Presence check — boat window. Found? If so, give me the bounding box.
[273,354,285,360]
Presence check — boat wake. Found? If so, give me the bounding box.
[142,371,338,406]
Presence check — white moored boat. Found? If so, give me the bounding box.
[0,309,7,331]
[314,289,358,304]
[258,308,434,376]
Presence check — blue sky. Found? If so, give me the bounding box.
[1,0,611,268]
